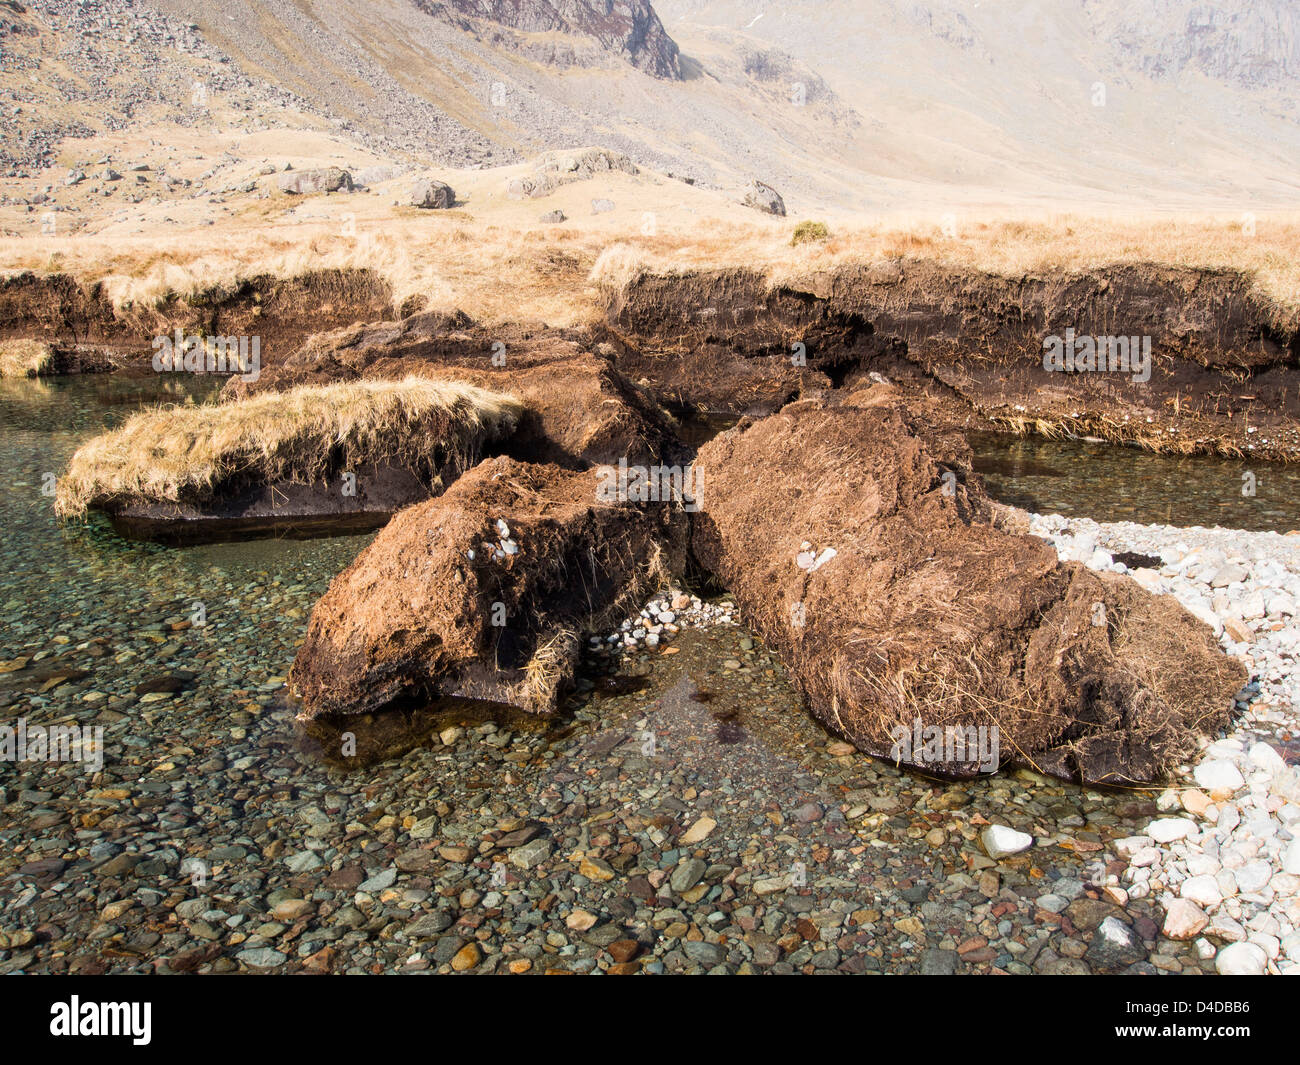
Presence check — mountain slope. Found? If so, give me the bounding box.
[8,0,1300,210]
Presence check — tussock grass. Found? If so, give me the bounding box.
[56,376,523,517]
[587,242,645,290]
[791,220,831,246]
[0,339,53,378]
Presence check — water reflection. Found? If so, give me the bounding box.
[970,430,1299,532]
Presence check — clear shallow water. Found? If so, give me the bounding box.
[0,375,373,671]
[0,377,1234,975]
[969,430,1300,533]
[4,383,1291,674]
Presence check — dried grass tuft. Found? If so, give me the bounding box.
[56,375,523,517]
[0,338,53,378]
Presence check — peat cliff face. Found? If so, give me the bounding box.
[0,269,395,359]
[418,0,682,78]
[606,261,1298,367]
[600,261,1300,460]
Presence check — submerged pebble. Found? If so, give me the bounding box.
[0,380,1295,975]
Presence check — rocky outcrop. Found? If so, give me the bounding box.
[422,0,681,78]
[1084,0,1300,90]
[277,167,354,195]
[289,456,687,720]
[689,394,1245,784]
[742,179,786,216]
[507,147,639,199]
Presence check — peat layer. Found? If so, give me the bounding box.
[289,456,687,723]
[225,312,684,469]
[0,267,395,365]
[690,390,1245,784]
[30,265,1261,782]
[11,258,1300,461]
[600,260,1300,461]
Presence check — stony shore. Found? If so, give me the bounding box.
[0,497,1294,974]
[1028,513,1300,974]
[0,586,1271,976]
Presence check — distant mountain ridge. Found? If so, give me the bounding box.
[1082,0,1300,91]
[417,0,682,77]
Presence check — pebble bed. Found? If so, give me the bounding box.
[0,611,1223,976]
[1028,513,1300,974]
[0,378,1293,975]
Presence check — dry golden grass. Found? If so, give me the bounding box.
[987,410,1248,460]
[0,339,54,378]
[6,205,1300,331]
[515,629,581,713]
[56,376,523,517]
[597,212,1300,317]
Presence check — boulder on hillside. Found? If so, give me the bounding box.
[277,167,354,195]
[289,456,688,721]
[690,396,1244,784]
[742,179,786,216]
[412,178,455,208]
[507,148,639,199]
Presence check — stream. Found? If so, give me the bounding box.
[0,374,1269,975]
